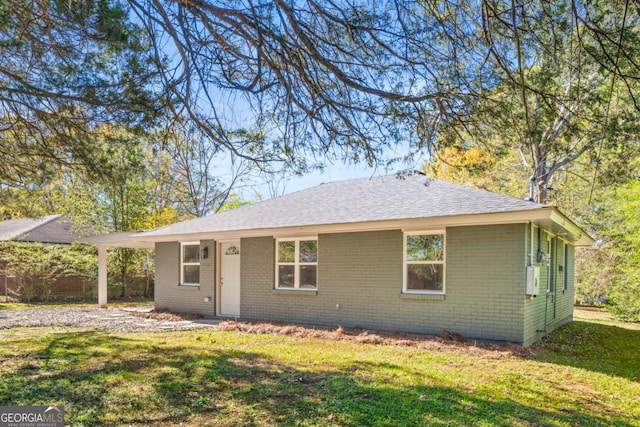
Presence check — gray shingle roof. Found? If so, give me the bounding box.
[140,173,546,237]
[0,215,82,244]
[0,215,59,241]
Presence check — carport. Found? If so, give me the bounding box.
[82,232,154,308]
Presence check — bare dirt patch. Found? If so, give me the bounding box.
[574,306,615,321]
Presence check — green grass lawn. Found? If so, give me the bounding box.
[0,308,638,426]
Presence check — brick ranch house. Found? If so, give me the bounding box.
[86,173,593,345]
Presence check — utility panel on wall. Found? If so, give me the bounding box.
[526,266,541,296]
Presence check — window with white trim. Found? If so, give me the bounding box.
[404,232,445,293]
[181,242,200,286]
[276,238,318,289]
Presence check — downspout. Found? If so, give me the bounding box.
[529,178,551,338]
[529,222,534,267]
[536,228,550,337]
[530,222,548,337]
[528,176,536,267]
[538,287,550,338]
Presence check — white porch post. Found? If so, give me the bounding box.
[98,245,108,308]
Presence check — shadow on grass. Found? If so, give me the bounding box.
[534,320,640,382]
[1,330,635,426]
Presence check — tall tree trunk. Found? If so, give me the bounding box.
[531,143,550,204]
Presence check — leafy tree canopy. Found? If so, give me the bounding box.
[0,0,163,189]
[1,0,639,187]
[126,0,640,175]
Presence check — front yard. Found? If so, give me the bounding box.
[0,308,638,426]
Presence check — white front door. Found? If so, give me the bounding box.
[220,242,241,316]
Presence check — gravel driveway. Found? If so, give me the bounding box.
[0,306,218,333]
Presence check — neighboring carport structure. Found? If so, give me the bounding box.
[0,215,78,244]
[82,232,154,308]
[1,215,89,298]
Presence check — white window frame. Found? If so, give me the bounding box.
[180,241,200,286]
[403,231,446,294]
[275,237,318,290]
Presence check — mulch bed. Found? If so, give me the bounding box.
[217,320,533,358]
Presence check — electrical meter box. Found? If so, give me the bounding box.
[526,266,541,296]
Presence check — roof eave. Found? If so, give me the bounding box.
[81,232,155,249]
[82,207,594,248]
[546,209,595,246]
[131,207,566,243]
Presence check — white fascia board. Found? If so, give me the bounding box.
[81,207,594,248]
[138,232,219,243]
[548,209,595,246]
[81,232,155,249]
